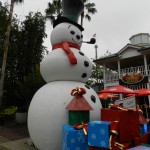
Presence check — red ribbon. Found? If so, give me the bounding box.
[109,121,120,149]
[52,41,80,65]
[109,104,143,114]
[71,87,86,96]
[73,122,88,135]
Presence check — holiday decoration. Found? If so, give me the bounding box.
[62,125,89,150]
[88,121,111,148]
[66,87,93,125]
[27,0,102,149]
[134,131,150,146]
[90,146,109,150]
[73,122,88,135]
[140,124,148,135]
[101,108,140,143]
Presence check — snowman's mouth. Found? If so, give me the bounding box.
[72,38,81,44]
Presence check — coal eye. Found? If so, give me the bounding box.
[70,31,75,35]
[76,35,80,40]
[81,34,83,38]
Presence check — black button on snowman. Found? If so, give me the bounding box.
[28,0,102,150]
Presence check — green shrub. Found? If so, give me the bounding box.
[0,106,17,117]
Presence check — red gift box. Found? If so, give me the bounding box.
[134,131,150,146]
[114,141,132,150]
[101,108,140,143]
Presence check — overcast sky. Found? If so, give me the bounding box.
[1,0,150,60]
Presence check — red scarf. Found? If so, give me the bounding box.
[52,41,80,65]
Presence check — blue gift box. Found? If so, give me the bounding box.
[140,124,148,135]
[88,121,111,148]
[62,125,89,150]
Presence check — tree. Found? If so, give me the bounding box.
[4,12,47,107]
[80,0,97,26]
[104,50,111,56]
[15,12,47,80]
[45,0,97,26]
[0,3,9,69]
[0,0,24,108]
[45,0,62,25]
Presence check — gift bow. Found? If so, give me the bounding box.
[73,122,88,135]
[109,121,119,149]
[71,87,86,96]
[109,103,143,114]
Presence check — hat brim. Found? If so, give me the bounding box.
[53,17,84,31]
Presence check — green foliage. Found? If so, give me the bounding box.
[0,106,17,117]
[86,63,103,86]
[91,64,103,82]
[81,0,97,21]
[14,65,45,110]
[6,12,47,82]
[45,0,62,24]
[0,4,47,107]
[45,0,97,26]
[0,3,9,76]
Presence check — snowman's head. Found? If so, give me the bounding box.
[51,22,83,47]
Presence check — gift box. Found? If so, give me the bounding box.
[134,131,150,146]
[101,108,140,143]
[62,125,89,150]
[68,111,90,126]
[140,124,148,135]
[90,142,131,150]
[88,121,111,148]
[90,146,109,150]
[114,141,132,150]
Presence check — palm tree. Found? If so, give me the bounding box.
[80,0,97,26]
[0,0,24,108]
[45,0,62,25]
[45,0,97,27]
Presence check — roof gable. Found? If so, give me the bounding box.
[66,96,93,111]
[117,44,141,55]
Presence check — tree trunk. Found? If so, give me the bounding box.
[80,11,84,26]
[0,0,14,108]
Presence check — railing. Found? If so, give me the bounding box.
[105,64,150,83]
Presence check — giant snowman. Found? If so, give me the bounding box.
[28,0,102,150]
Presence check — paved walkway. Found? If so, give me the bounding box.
[0,124,37,150]
[0,124,29,141]
[0,138,37,150]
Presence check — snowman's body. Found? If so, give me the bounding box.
[28,22,102,150]
[40,47,93,83]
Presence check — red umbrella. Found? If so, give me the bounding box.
[100,85,137,94]
[98,93,118,99]
[136,88,150,120]
[136,88,150,96]
[98,93,118,108]
[126,93,137,97]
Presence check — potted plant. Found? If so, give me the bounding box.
[0,106,17,125]
[15,106,28,124]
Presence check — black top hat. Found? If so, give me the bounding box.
[53,0,84,31]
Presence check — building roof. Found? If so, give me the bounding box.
[94,42,150,70]
[66,96,93,111]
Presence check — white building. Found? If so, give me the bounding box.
[94,33,150,118]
